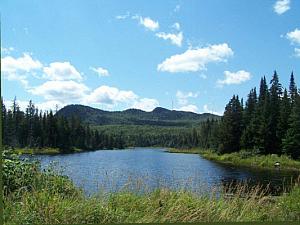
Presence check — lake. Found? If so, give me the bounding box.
[24,148,299,196]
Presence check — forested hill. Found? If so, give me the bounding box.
[56,105,220,127]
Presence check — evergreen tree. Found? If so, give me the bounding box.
[278,89,291,146]
[241,88,257,149]
[218,95,243,153]
[289,72,298,105]
[282,95,300,159]
[266,71,282,154]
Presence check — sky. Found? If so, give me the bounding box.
[1,0,300,115]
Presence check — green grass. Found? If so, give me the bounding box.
[200,149,300,171]
[167,148,204,154]
[13,147,84,155]
[4,179,300,224]
[167,148,300,171]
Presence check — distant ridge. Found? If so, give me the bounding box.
[56,104,220,127]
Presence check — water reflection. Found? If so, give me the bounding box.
[23,148,299,196]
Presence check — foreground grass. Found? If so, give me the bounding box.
[4,150,300,224]
[4,182,300,224]
[168,148,300,171]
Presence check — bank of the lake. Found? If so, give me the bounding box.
[12,147,84,155]
[168,148,300,171]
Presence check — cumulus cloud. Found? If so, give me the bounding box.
[286,28,300,45]
[172,22,180,30]
[273,0,290,15]
[157,43,233,73]
[137,16,159,31]
[3,99,30,112]
[85,85,138,105]
[2,53,43,87]
[217,70,251,86]
[156,32,183,47]
[174,4,180,12]
[176,90,198,105]
[131,98,159,111]
[4,99,65,112]
[90,66,110,77]
[177,104,198,113]
[203,104,223,116]
[1,46,14,54]
[43,62,82,81]
[115,12,130,20]
[29,80,89,103]
[295,48,300,57]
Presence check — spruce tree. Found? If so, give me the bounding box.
[282,95,300,159]
[218,95,243,153]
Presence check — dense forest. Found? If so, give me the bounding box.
[216,71,300,159]
[2,71,300,159]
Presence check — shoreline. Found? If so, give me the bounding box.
[167,148,300,172]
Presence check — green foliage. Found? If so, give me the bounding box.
[200,149,300,171]
[218,95,243,153]
[2,149,39,194]
[283,95,300,159]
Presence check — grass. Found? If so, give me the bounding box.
[4,179,300,224]
[13,147,84,155]
[200,149,300,171]
[167,148,300,171]
[3,150,300,223]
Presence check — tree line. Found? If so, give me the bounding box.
[2,71,299,159]
[1,99,126,152]
[216,71,300,159]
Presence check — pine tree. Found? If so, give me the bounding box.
[241,88,257,149]
[218,95,243,153]
[282,95,300,159]
[278,89,291,146]
[289,72,298,105]
[266,71,282,154]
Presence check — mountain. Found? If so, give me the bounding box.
[56,104,220,127]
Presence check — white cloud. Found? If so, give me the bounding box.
[157,43,233,73]
[138,16,159,31]
[176,90,198,105]
[115,12,130,20]
[203,104,223,116]
[35,100,66,112]
[3,99,30,112]
[295,48,300,57]
[1,46,14,54]
[29,80,89,103]
[86,85,138,105]
[177,104,198,113]
[174,4,180,12]
[131,98,159,111]
[286,28,300,45]
[90,66,110,77]
[43,62,82,81]
[217,70,251,86]
[156,32,183,47]
[3,99,65,112]
[2,53,43,87]
[172,22,180,30]
[273,0,290,15]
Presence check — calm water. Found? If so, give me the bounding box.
[24,148,299,196]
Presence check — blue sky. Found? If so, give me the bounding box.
[1,0,300,114]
